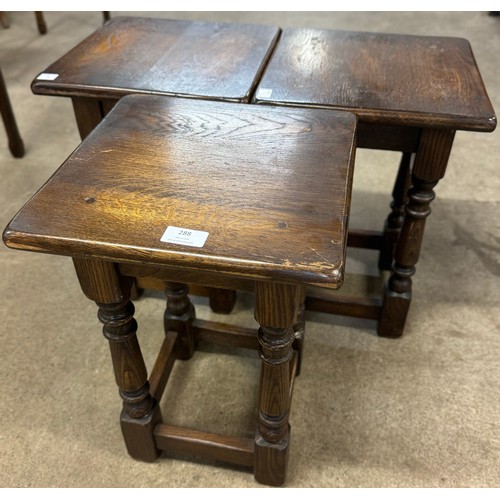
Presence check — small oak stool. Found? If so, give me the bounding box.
[30,15,281,314]
[254,28,497,338]
[3,95,357,486]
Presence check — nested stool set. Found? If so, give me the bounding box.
[31,16,497,338]
[3,16,496,485]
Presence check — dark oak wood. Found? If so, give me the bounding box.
[305,291,382,321]
[31,16,281,103]
[149,331,178,402]
[254,282,299,486]
[155,424,255,467]
[4,95,356,288]
[34,12,47,35]
[71,97,102,140]
[3,95,356,486]
[72,257,162,461]
[254,27,497,337]
[164,282,196,360]
[194,319,259,350]
[379,152,413,270]
[0,67,25,158]
[254,28,496,131]
[34,16,282,316]
[347,229,383,250]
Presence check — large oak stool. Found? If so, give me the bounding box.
[3,95,357,486]
[254,28,497,338]
[31,16,280,138]
[30,15,281,315]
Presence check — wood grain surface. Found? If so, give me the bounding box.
[31,16,280,102]
[254,27,496,131]
[3,95,357,288]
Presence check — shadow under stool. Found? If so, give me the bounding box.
[30,15,281,315]
[254,28,497,338]
[2,95,357,486]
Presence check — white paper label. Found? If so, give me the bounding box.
[160,226,209,248]
[257,88,273,99]
[37,72,59,81]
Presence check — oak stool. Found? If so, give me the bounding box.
[3,95,357,486]
[254,28,497,338]
[30,15,281,315]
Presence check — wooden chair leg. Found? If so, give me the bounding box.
[34,12,47,35]
[0,68,25,158]
[0,12,10,29]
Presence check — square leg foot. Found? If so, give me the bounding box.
[254,427,290,487]
[378,285,411,338]
[120,403,162,462]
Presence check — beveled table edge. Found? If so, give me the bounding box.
[2,228,347,290]
[252,98,497,133]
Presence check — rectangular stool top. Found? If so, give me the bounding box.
[3,95,357,288]
[254,28,496,132]
[31,16,280,103]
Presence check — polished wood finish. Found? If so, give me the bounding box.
[31,16,280,103]
[254,282,299,486]
[154,424,255,467]
[72,257,162,462]
[0,67,25,158]
[34,16,281,316]
[254,28,496,131]
[254,27,497,337]
[3,95,356,486]
[4,95,356,287]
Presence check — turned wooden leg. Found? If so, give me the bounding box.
[73,258,162,461]
[379,129,455,338]
[379,175,437,337]
[292,287,306,376]
[253,282,299,487]
[0,68,25,158]
[34,12,47,35]
[208,288,237,314]
[379,152,413,270]
[164,282,196,360]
